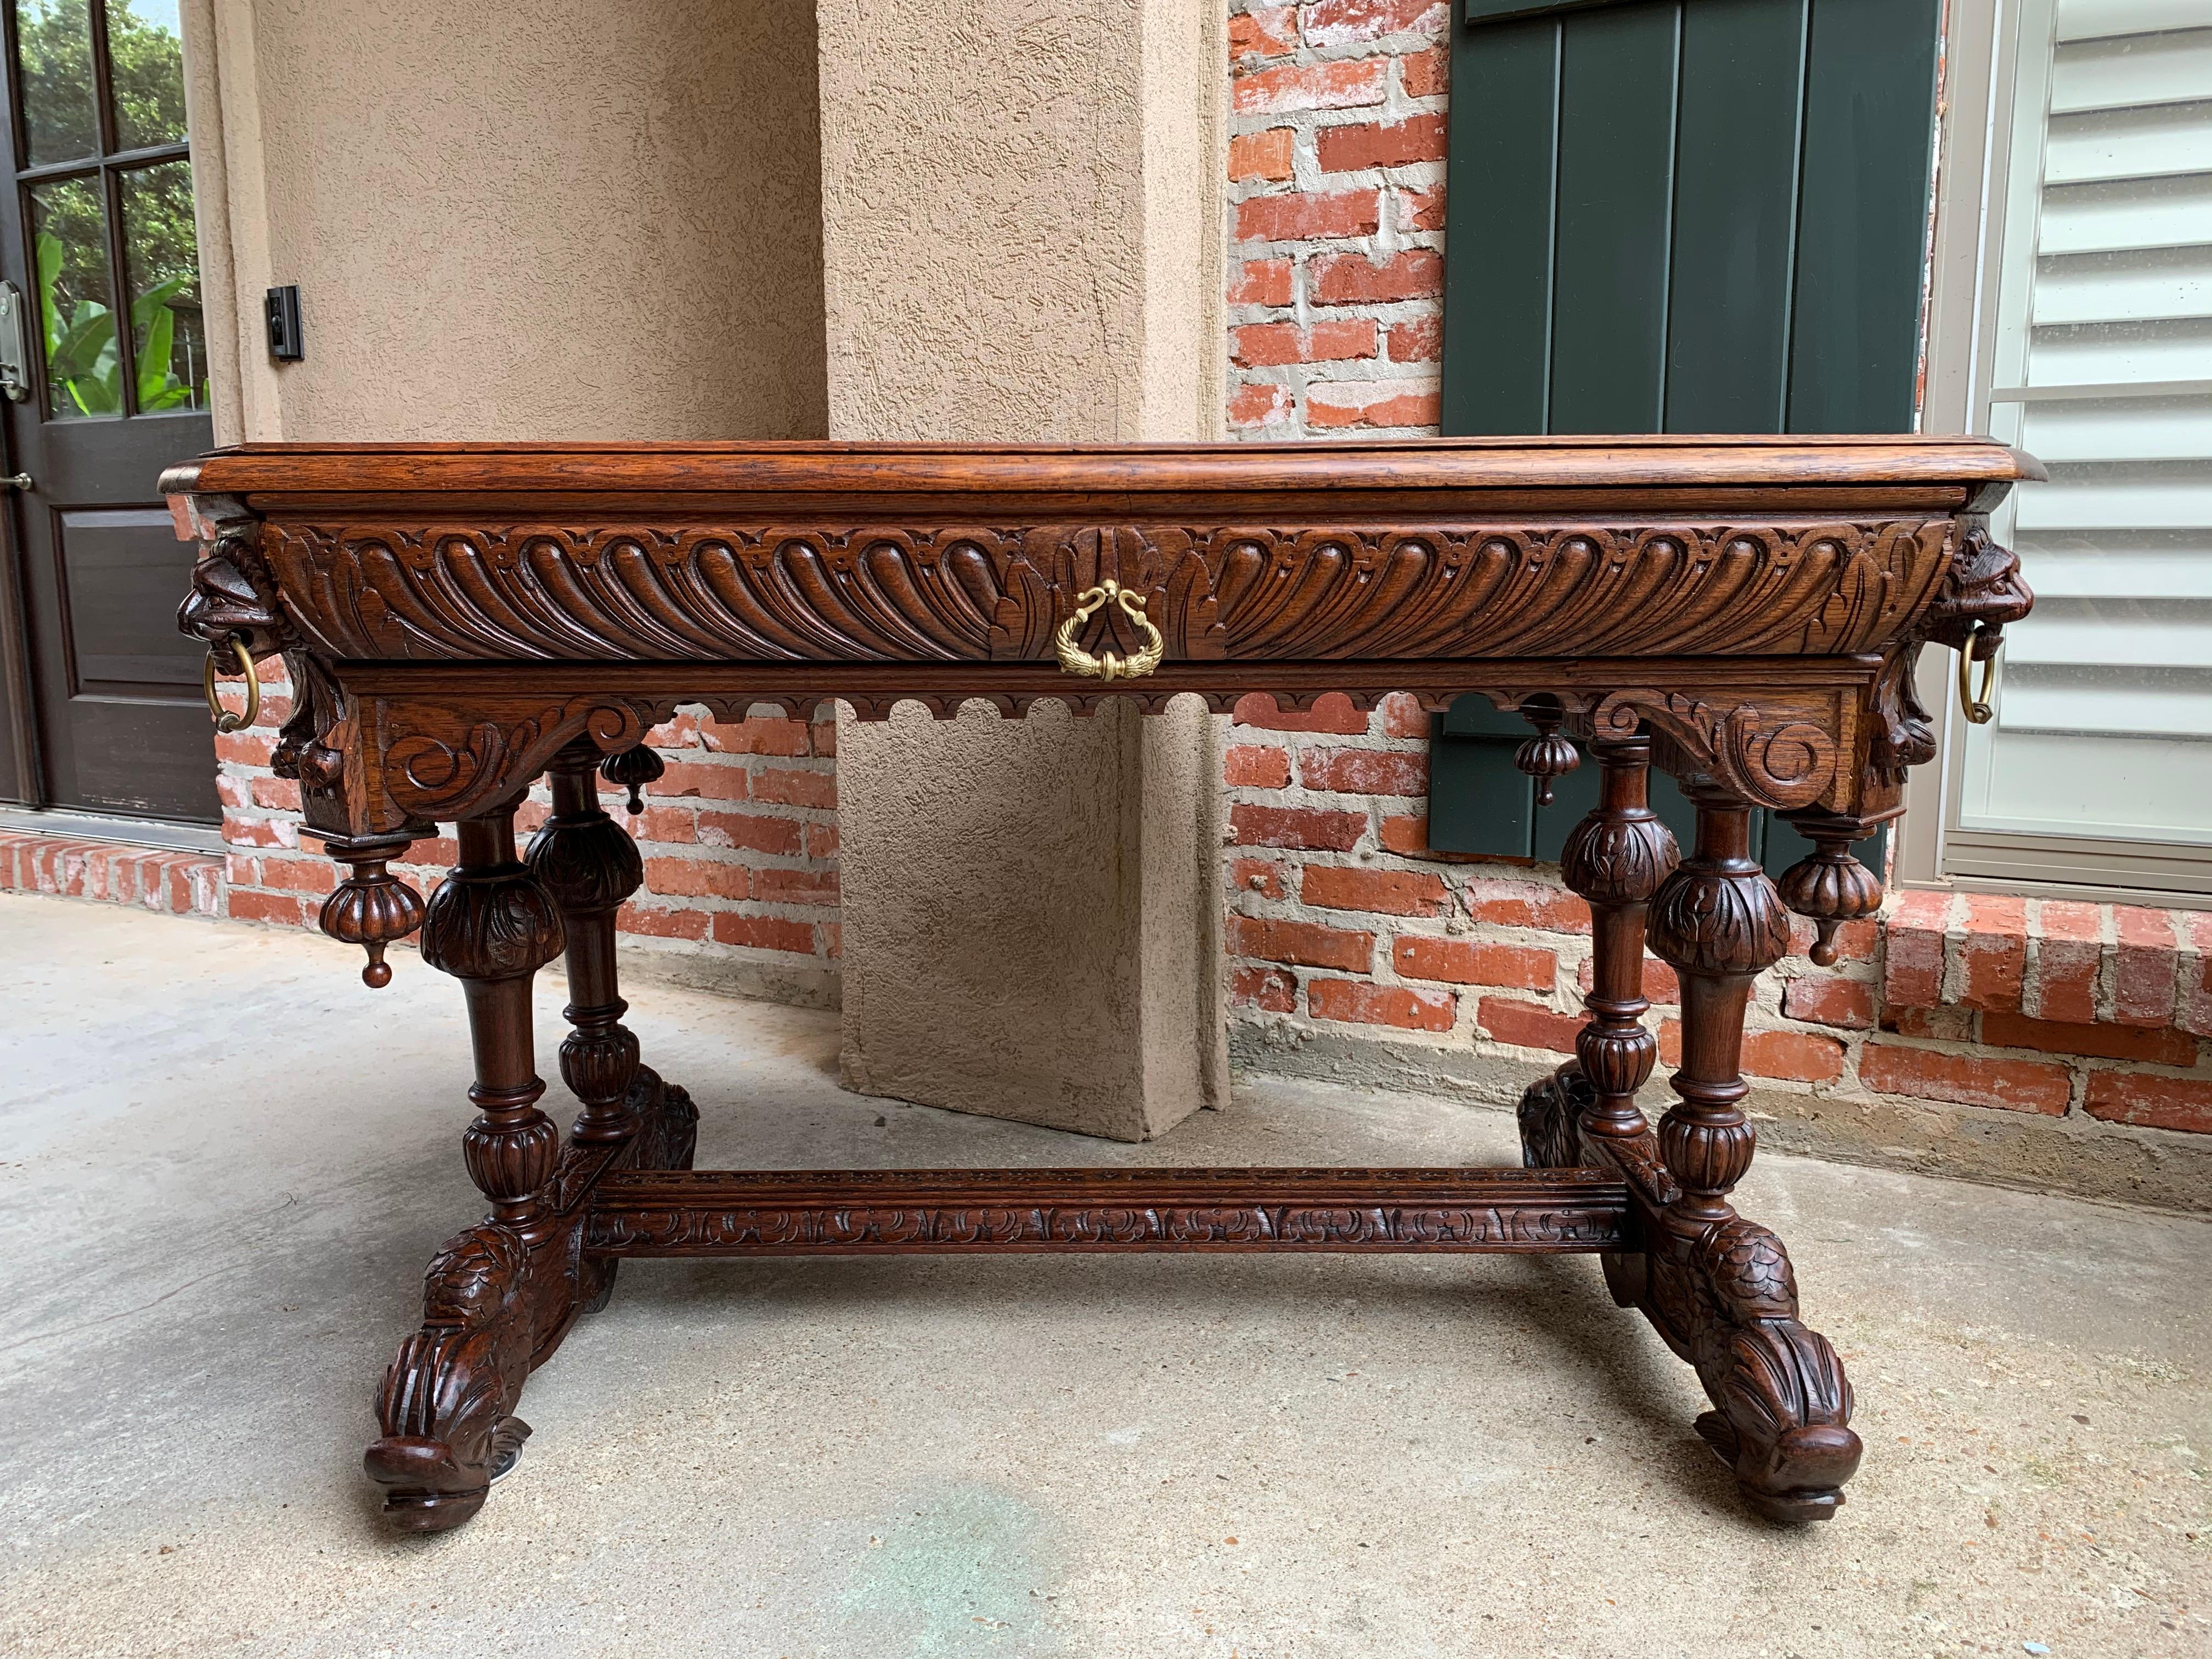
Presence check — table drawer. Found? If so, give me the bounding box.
[262,514,1957,667]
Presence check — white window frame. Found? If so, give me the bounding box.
[1903,0,2212,908]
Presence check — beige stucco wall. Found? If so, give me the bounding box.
[819,0,1229,1140]
[816,0,1222,442]
[183,0,827,444]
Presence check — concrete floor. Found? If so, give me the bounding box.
[2,895,2208,1659]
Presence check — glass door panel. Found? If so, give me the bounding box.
[0,0,214,821]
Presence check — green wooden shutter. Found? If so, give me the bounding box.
[1430,0,1936,862]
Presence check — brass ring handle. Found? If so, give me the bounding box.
[203,634,260,733]
[1053,579,1164,682]
[1956,625,1999,725]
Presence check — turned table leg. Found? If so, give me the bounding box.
[527,741,696,1171]
[1645,786,1863,1521]
[1516,734,1684,1305]
[1564,734,1679,1149]
[363,807,567,1532]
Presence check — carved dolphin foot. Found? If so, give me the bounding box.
[364,1224,543,1532]
[1651,1218,1863,1522]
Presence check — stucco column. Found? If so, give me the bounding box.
[816,0,1229,1140]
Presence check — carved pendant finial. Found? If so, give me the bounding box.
[318,834,426,987]
[599,744,664,815]
[1513,695,1580,808]
[1776,813,1885,967]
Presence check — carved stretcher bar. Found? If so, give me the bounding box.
[166,435,2038,1532]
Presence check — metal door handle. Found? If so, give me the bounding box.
[0,283,28,403]
[0,473,29,490]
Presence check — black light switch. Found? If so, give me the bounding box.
[266,285,303,362]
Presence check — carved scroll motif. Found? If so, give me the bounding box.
[1589,690,1838,810]
[382,697,659,821]
[264,518,1956,667]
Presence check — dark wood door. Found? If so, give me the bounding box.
[0,0,213,823]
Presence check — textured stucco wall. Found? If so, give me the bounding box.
[816,0,1222,442]
[819,0,1229,1141]
[189,0,827,443]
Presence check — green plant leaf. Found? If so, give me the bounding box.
[35,229,66,360]
[50,304,113,376]
[130,273,188,329]
[136,301,174,404]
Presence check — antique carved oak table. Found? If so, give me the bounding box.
[165,436,2036,1531]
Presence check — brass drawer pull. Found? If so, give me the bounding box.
[1053,580,1163,682]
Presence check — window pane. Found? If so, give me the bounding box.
[119,160,202,412]
[29,175,118,420]
[108,0,187,151]
[13,0,99,165]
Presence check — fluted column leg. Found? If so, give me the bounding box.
[363,806,566,1531]
[1645,786,1862,1521]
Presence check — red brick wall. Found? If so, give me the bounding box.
[1227,0,1447,437]
[1216,690,2212,1142]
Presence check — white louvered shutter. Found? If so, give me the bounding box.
[1959,0,2212,851]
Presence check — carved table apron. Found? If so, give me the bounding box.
[166,435,2038,1530]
